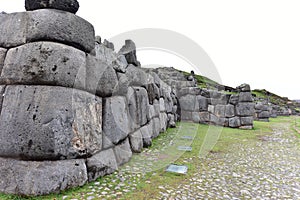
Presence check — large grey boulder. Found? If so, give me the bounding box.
[258,111,270,119]
[168,114,176,128]
[236,83,251,92]
[181,111,192,121]
[102,96,129,146]
[0,42,119,97]
[0,86,102,160]
[86,148,118,182]
[214,105,226,117]
[199,112,210,123]
[229,94,239,105]
[225,104,235,118]
[236,103,255,117]
[103,39,115,51]
[192,112,200,123]
[84,55,119,97]
[159,112,168,133]
[114,138,132,166]
[151,118,161,138]
[179,94,196,112]
[229,117,241,128]
[25,0,80,14]
[118,40,140,67]
[0,47,6,71]
[0,10,95,52]
[129,129,143,153]
[239,92,253,102]
[94,43,116,65]
[0,42,86,87]
[127,87,149,132]
[94,43,127,73]
[210,114,227,126]
[160,98,166,112]
[240,117,253,126]
[196,95,208,111]
[140,125,152,148]
[0,157,87,196]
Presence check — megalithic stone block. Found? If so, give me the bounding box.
[0,42,119,98]
[0,85,102,160]
[0,9,95,52]
[0,157,87,196]
[25,0,80,14]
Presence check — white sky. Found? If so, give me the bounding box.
[1,0,300,99]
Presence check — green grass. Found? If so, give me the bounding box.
[122,119,279,200]
[1,117,298,200]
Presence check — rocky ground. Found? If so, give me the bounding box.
[155,121,300,200]
[47,117,300,200]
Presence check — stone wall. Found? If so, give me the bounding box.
[147,68,255,129]
[0,1,177,196]
[254,99,293,122]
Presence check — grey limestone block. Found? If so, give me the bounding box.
[225,104,235,118]
[151,117,161,139]
[229,117,241,128]
[196,95,208,112]
[114,138,132,166]
[0,43,119,98]
[25,0,80,14]
[240,116,254,126]
[0,47,7,72]
[229,94,239,105]
[236,103,255,117]
[102,96,129,146]
[239,92,253,102]
[0,10,95,52]
[129,129,143,153]
[127,87,149,132]
[140,124,152,148]
[199,112,210,123]
[179,94,196,112]
[86,148,118,182]
[159,112,168,133]
[181,110,192,121]
[118,40,140,67]
[0,157,87,196]
[0,85,102,160]
[192,112,200,123]
[0,42,86,87]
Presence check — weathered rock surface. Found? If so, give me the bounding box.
[239,92,253,102]
[86,148,118,182]
[129,129,143,153]
[0,10,95,52]
[237,83,251,92]
[0,42,86,86]
[114,138,132,166]
[25,0,80,14]
[236,103,255,117]
[0,85,102,160]
[118,40,140,67]
[140,125,152,147]
[0,47,6,71]
[229,117,241,128]
[103,96,129,146]
[0,158,87,196]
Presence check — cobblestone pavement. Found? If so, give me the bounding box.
[62,119,300,200]
[156,122,300,200]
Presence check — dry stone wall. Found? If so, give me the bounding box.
[148,68,255,129]
[0,0,177,196]
[254,99,293,122]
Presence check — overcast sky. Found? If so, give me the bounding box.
[1,0,299,99]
